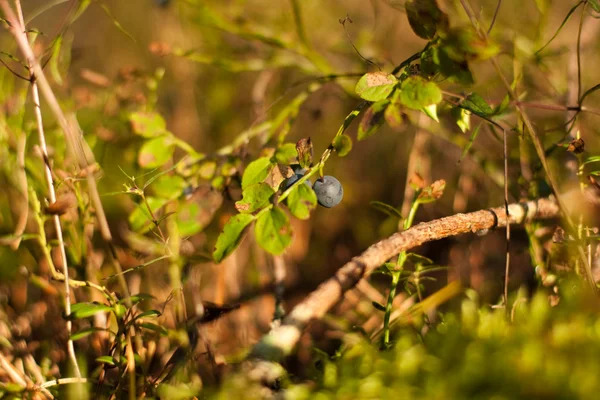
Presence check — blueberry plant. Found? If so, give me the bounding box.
[1,0,600,399]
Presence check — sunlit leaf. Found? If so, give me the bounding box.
[130,112,168,138]
[254,207,292,255]
[287,183,317,220]
[275,143,298,164]
[213,214,256,262]
[241,157,274,189]
[399,76,442,110]
[332,134,353,157]
[235,183,275,214]
[67,302,113,320]
[355,72,398,102]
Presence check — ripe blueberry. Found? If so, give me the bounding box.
[283,171,311,190]
[313,175,343,208]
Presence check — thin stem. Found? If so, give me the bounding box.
[0,0,131,302]
[488,0,502,34]
[9,0,81,377]
[576,2,587,101]
[289,0,309,50]
[502,128,511,309]
[458,0,595,288]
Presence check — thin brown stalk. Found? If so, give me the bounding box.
[0,0,131,301]
[4,0,81,378]
[10,132,28,250]
[458,0,594,287]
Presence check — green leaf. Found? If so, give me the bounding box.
[213,214,256,262]
[151,175,187,200]
[176,202,204,236]
[140,322,168,335]
[590,0,600,12]
[355,72,398,102]
[68,302,113,320]
[96,356,117,366]
[459,124,482,162]
[405,0,449,40]
[70,327,103,341]
[138,135,175,169]
[461,93,494,117]
[275,143,298,164]
[254,207,292,255]
[428,46,474,85]
[399,76,442,110]
[332,134,353,157]
[422,104,439,122]
[370,201,402,218]
[287,183,317,220]
[235,183,275,214]
[119,293,156,305]
[241,157,274,189]
[358,100,389,141]
[451,107,471,133]
[441,27,500,62]
[384,102,407,129]
[406,253,434,266]
[130,112,168,138]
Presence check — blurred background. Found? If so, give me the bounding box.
[1,0,600,388]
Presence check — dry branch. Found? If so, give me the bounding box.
[249,196,561,361]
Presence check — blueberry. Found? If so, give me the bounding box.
[313,175,343,208]
[290,164,307,175]
[283,173,311,190]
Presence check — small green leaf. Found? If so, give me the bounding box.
[151,175,187,200]
[213,214,256,262]
[372,301,387,312]
[358,100,389,141]
[332,134,353,157]
[68,302,113,320]
[405,0,449,40]
[422,104,439,122]
[590,0,600,12]
[96,356,117,366]
[296,138,314,169]
[70,327,102,341]
[255,207,292,255]
[441,27,500,62]
[370,201,402,218]
[355,72,398,102]
[119,293,156,305]
[275,143,298,164]
[384,102,407,129]
[138,135,175,169]
[287,183,317,220]
[139,322,168,335]
[241,157,274,190]
[130,112,168,138]
[176,202,204,236]
[461,93,494,117]
[399,76,442,110]
[406,253,434,266]
[235,183,275,214]
[451,107,471,133]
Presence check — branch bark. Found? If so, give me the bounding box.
[249,196,561,361]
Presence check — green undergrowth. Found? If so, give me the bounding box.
[218,280,600,399]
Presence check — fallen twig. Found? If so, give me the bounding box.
[249,196,561,361]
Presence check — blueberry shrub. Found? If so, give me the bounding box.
[0,0,600,398]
